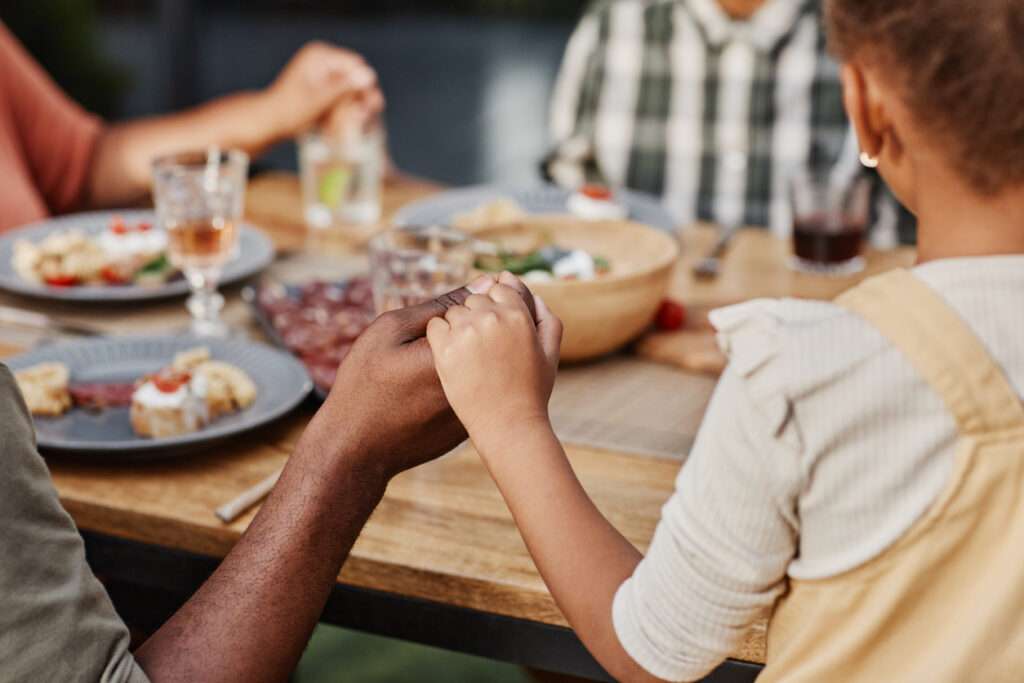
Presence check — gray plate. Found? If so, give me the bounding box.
[5,336,312,460]
[0,210,275,303]
[392,184,678,232]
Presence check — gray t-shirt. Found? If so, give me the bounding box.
[0,364,149,682]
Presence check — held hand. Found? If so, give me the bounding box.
[297,274,503,488]
[263,41,383,141]
[427,273,563,457]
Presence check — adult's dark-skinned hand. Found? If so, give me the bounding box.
[134,274,535,683]
[299,272,537,486]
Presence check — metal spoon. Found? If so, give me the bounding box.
[692,224,741,280]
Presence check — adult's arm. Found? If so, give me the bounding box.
[0,276,507,683]
[133,279,495,682]
[87,42,381,209]
[0,22,103,215]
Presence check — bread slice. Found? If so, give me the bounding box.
[172,347,211,372]
[129,347,257,438]
[129,379,208,439]
[15,363,72,417]
[193,361,257,417]
[130,401,206,438]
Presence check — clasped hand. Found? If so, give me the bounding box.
[299,272,560,488]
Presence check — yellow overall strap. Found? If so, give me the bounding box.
[837,269,1024,435]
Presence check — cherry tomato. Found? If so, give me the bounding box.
[581,184,613,201]
[655,299,687,332]
[111,221,129,235]
[44,274,79,287]
[136,222,153,232]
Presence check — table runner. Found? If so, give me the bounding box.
[551,356,716,461]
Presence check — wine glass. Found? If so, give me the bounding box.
[152,148,249,336]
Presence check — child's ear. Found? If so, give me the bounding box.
[842,63,914,210]
[842,64,883,160]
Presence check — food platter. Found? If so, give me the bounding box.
[392,184,678,232]
[0,210,275,302]
[5,336,311,459]
[244,278,375,402]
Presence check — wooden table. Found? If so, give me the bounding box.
[0,174,915,682]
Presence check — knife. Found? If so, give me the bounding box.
[0,306,104,337]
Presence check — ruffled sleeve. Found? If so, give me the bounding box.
[710,300,804,452]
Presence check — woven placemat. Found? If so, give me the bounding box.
[550,356,717,461]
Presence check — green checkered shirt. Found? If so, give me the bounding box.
[546,0,912,243]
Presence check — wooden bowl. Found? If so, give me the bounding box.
[475,217,680,362]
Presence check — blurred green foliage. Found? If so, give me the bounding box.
[0,0,129,117]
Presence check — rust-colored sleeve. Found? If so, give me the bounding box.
[0,22,103,214]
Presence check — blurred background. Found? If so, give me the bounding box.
[1,1,589,680]
[1,0,586,186]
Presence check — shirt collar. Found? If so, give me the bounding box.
[684,0,812,52]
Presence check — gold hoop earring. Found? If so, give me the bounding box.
[859,152,879,169]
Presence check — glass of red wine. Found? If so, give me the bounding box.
[789,168,871,275]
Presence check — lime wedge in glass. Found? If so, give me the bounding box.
[318,167,352,209]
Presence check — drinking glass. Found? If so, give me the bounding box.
[152,148,249,336]
[369,225,474,314]
[300,120,384,234]
[789,168,871,275]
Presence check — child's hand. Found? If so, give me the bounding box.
[427,273,563,455]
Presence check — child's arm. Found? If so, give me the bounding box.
[427,276,665,682]
[485,417,665,683]
[429,275,797,682]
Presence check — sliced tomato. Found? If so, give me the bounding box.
[581,184,612,201]
[110,214,129,234]
[44,274,79,287]
[655,300,687,332]
[100,265,129,285]
[152,370,191,393]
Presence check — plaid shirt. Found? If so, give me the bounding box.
[546,0,911,243]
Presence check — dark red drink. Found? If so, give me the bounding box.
[793,216,865,265]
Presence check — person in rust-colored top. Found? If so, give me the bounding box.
[0,22,382,233]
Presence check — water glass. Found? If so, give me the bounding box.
[369,225,474,314]
[789,168,871,275]
[152,148,248,336]
[300,123,383,233]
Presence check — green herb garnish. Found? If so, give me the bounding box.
[138,254,170,275]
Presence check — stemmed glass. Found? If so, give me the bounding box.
[152,148,249,336]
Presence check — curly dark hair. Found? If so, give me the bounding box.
[826,0,1024,195]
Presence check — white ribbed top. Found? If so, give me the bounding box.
[612,256,1024,681]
